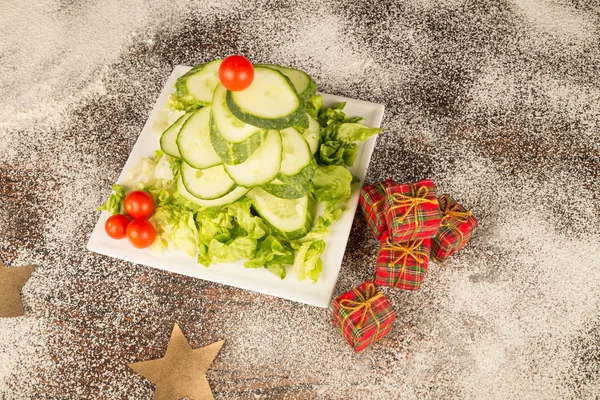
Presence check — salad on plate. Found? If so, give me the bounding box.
[98,55,382,282]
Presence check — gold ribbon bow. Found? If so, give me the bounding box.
[339,283,383,342]
[439,194,472,246]
[388,183,438,240]
[382,238,428,287]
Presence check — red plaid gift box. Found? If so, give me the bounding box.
[385,179,441,243]
[332,281,396,352]
[431,194,478,262]
[375,231,430,290]
[359,179,396,239]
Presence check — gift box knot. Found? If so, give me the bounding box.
[339,282,383,331]
[439,194,472,244]
[381,237,428,286]
[388,183,438,236]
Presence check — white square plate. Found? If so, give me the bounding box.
[87,66,384,308]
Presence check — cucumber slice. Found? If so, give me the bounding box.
[279,127,312,176]
[247,188,315,239]
[160,112,193,158]
[294,112,309,133]
[209,114,268,165]
[212,83,262,143]
[262,128,314,199]
[175,60,222,108]
[177,107,221,169]
[302,114,320,155]
[223,130,282,187]
[257,64,316,101]
[262,179,309,199]
[176,175,248,208]
[264,161,315,199]
[226,67,305,130]
[181,162,236,200]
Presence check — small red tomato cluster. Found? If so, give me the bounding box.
[105,190,156,249]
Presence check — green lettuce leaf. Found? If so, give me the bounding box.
[305,94,323,120]
[298,207,345,243]
[208,236,257,264]
[245,235,294,279]
[193,199,268,267]
[197,208,233,247]
[337,123,381,143]
[266,263,287,279]
[318,102,347,126]
[227,198,269,240]
[311,165,353,207]
[124,150,175,192]
[315,103,380,166]
[293,240,325,282]
[165,93,195,112]
[152,204,198,257]
[97,184,126,215]
[318,138,358,166]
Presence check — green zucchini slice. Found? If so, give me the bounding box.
[226,67,305,130]
[181,162,236,200]
[175,60,222,108]
[177,107,221,169]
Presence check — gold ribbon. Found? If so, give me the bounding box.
[339,283,383,342]
[387,183,438,240]
[438,194,472,247]
[382,238,428,287]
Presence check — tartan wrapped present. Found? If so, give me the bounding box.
[359,178,396,239]
[384,179,441,243]
[375,231,431,290]
[431,194,478,262]
[332,281,396,352]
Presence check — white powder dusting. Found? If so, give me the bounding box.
[512,0,596,42]
[1,0,600,398]
[0,317,57,396]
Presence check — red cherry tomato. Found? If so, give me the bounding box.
[123,190,155,220]
[126,219,156,249]
[219,55,254,91]
[105,214,130,239]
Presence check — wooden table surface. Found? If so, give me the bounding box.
[1,1,600,399]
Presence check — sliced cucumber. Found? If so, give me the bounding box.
[226,67,304,130]
[209,114,268,165]
[262,127,314,199]
[257,64,316,101]
[247,188,315,240]
[160,112,193,158]
[265,161,315,199]
[176,175,248,208]
[212,83,262,143]
[181,162,236,200]
[302,114,320,155]
[177,107,221,169]
[223,130,282,187]
[282,162,315,185]
[262,179,309,199]
[279,127,312,176]
[174,60,222,108]
[294,112,309,133]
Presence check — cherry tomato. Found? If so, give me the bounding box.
[219,55,254,91]
[126,219,156,249]
[123,190,155,220]
[105,214,130,239]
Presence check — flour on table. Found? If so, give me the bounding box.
[1,0,599,398]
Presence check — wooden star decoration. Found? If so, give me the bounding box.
[129,323,224,400]
[0,257,35,318]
